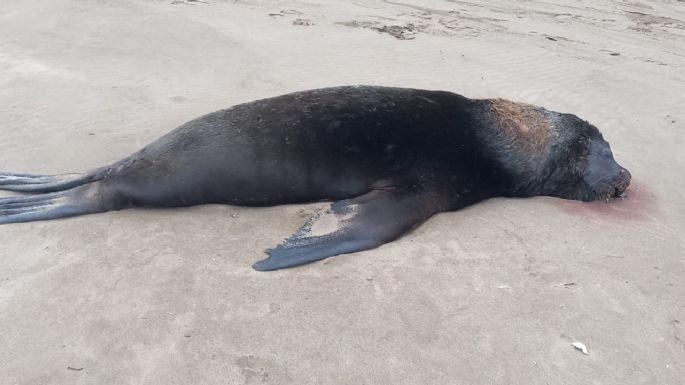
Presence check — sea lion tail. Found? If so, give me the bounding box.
[0,171,101,193]
[0,181,113,224]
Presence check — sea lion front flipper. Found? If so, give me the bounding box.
[252,186,451,271]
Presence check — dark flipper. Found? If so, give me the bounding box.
[0,171,100,193]
[252,185,452,271]
[0,183,108,224]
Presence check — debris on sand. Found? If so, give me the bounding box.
[572,342,589,355]
[269,9,303,17]
[292,18,314,26]
[553,282,577,288]
[337,20,376,29]
[337,20,420,40]
[171,0,208,4]
[375,24,419,40]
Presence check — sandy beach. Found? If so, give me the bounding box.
[1,0,684,384]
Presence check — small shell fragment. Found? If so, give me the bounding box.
[572,342,589,355]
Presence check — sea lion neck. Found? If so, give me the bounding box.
[468,98,559,196]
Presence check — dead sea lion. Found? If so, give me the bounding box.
[0,86,631,270]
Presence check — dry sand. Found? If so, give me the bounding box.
[1,0,684,384]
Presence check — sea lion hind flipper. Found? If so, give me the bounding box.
[252,186,451,271]
[0,182,109,224]
[0,171,99,193]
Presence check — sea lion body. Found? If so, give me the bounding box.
[0,86,631,270]
[102,87,493,208]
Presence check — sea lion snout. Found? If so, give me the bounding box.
[596,164,631,200]
[582,140,631,201]
[612,167,631,197]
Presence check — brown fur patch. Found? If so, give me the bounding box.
[488,98,551,152]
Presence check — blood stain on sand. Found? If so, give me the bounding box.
[551,181,656,221]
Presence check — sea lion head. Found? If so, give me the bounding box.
[537,113,631,202]
[483,99,631,202]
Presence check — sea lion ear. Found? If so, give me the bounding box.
[252,186,452,271]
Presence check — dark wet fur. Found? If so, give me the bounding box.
[0,86,630,270]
